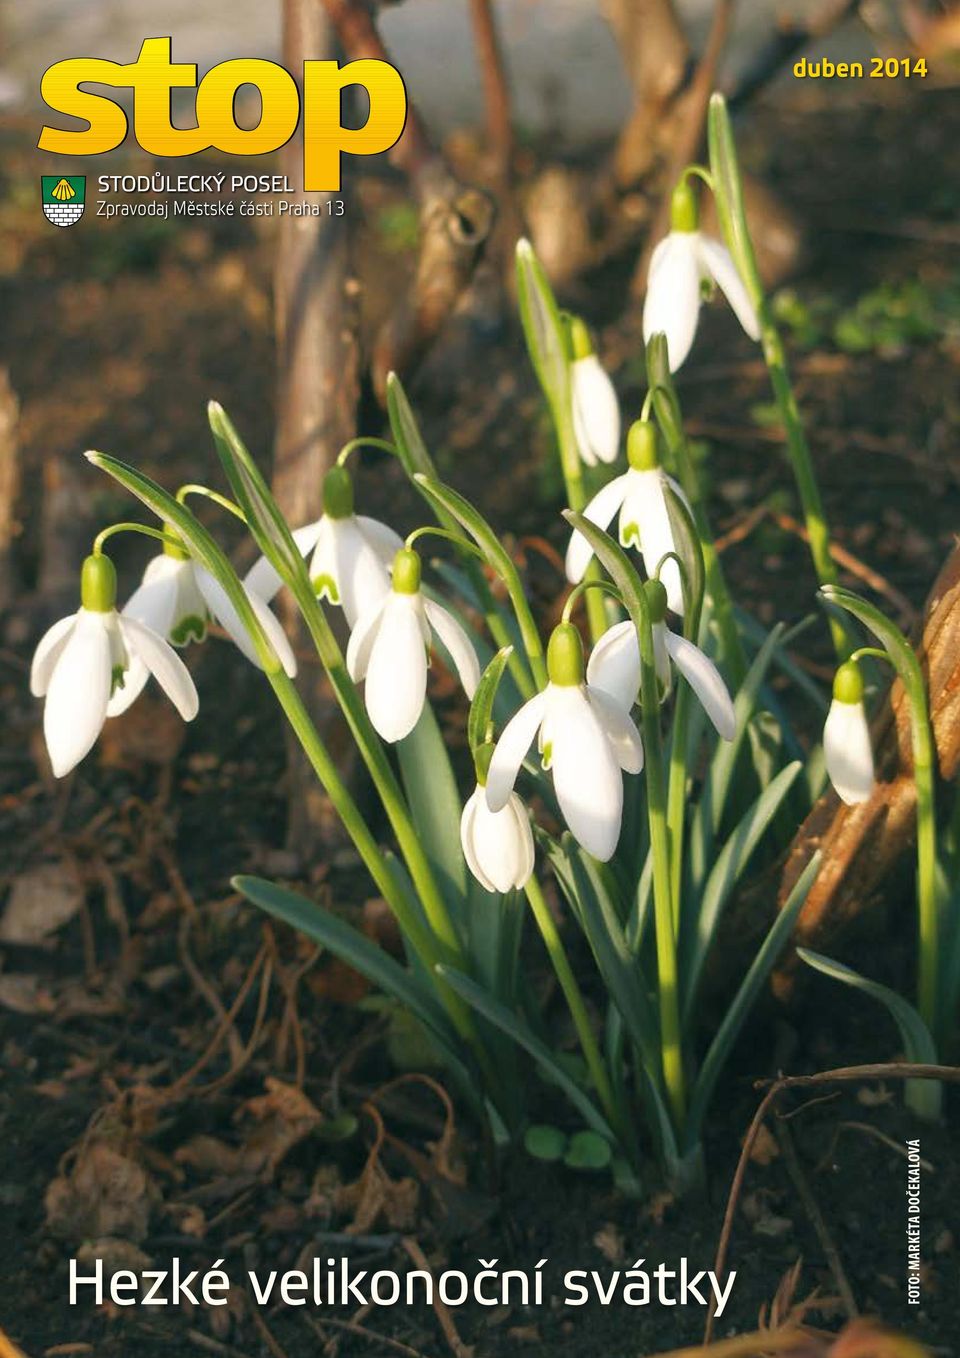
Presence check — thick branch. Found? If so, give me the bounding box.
[320,0,496,397]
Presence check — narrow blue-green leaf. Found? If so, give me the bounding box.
[437,965,616,1142]
[682,761,801,1026]
[469,646,514,753]
[86,451,283,673]
[515,238,570,415]
[385,370,437,479]
[397,705,468,922]
[233,874,460,1058]
[797,947,938,1066]
[208,401,310,597]
[706,93,762,309]
[688,622,786,892]
[564,840,661,1072]
[687,853,821,1141]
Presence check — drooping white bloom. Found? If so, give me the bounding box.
[245,465,402,628]
[347,548,480,744]
[565,420,690,615]
[587,589,736,743]
[118,547,296,711]
[567,316,620,467]
[643,181,760,374]
[460,784,535,894]
[486,623,643,861]
[30,554,198,777]
[823,661,875,805]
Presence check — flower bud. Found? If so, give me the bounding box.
[391,547,422,595]
[547,621,584,687]
[80,553,117,613]
[322,465,355,520]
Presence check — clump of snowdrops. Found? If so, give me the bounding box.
[31,96,954,1189]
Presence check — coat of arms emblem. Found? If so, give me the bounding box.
[41,176,86,228]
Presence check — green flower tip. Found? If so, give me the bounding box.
[670,178,699,234]
[81,552,117,612]
[644,577,668,624]
[567,315,594,362]
[323,465,354,519]
[833,659,864,705]
[162,529,189,562]
[547,621,584,687]
[392,547,422,595]
[627,419,660,472]
[474,741,495,787]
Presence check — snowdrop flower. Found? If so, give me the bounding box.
[568,316,621,467]
[823,660,875,805]
[587,580,736,742]
[461,746,535,895]
[643,179,760,373]
[30,553,198,777]
[119,539,296,709]
[486,623,643,861]
[245,466,402,628]
[347,548,480,743]
[566,420,690,615]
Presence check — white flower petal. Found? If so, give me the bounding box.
[122,554,182,638]
[196,568,296,677]
[587,686,644,774]
[585,620,639,710]
[551,686,623,861]
[824,698,875,805]
[43,610,112,776]
[643,232,702,373]
[356,515,405,568]
[245,521,324,603]
[116,615,199,720]
[328,517,393,629]
[697,236,761,341]
[461,785,534,895]
[665,628,736,740]
[621,468,684,616]
[364,593,428,742]
[423,599,480,698]
[346,597,386,682]
[571,355,621,466]
[486,691,547,812]
[30,613,77,697]
[564,473,630,584]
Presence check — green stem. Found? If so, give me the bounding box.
[93,522,184,555]
[555,400,608,645]
[759,313,849,661]
[337,436,398,466]
[176,484,247,522]
[637,607,686,1132]
[524,875,620,1134]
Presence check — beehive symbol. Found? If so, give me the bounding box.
[41,175,85,228]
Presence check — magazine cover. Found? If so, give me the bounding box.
[2,2,958,1354]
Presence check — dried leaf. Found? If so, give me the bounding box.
[0,861,83,945]
[46,1142,160,1243]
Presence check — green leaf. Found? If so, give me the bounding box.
[515,238,570,416]
[706,93,762,309]
[524,1124,568,1162]
[437,965,616,1142]
[385,371,438,480]
[86,452,284,674]
[396,705,468,926]
[469,646,515,753]
[797,947,938,1065]
[687,623,786,892]
[687,853,821,1141]
[207,401,311,600]
[563,840,661,1073]
[564,1130,612,1171]
[233,874,462,1064]
[682,761,801,1026]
